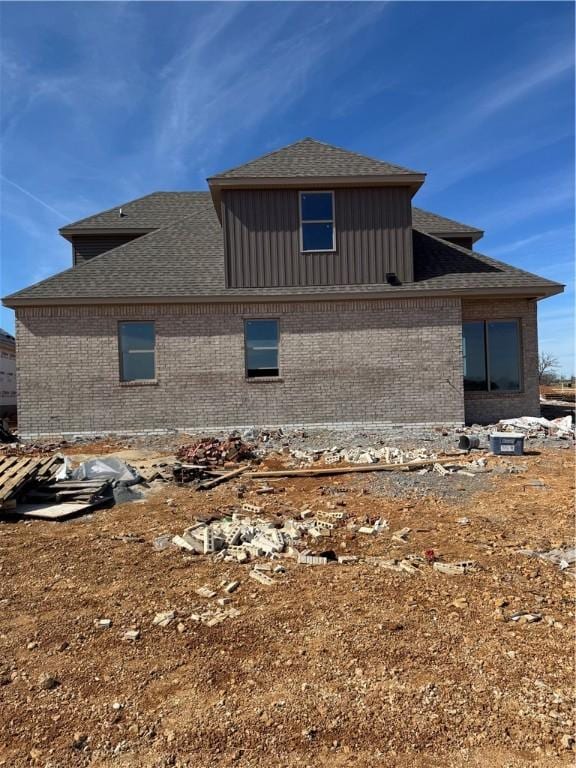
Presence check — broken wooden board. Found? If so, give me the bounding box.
[245,457,458,480]
[8,500,105,520]
[197,465,249,490]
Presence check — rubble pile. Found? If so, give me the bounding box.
[163,501,396,568]
[289,445,436,466]
[176,436,254,467]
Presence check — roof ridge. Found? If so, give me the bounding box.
[208,138,312,179]
[60,191,165,231]
[303,137,425,175]
[209,137,424,179]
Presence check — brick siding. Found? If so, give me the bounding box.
[15,297,466,437]
[462,298,540,424]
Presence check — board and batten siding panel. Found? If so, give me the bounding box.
[71,234,142,266]
[223,187,413,288]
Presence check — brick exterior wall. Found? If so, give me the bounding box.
[15,297,466,437]
[462,298,540,424]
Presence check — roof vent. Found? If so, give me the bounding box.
[386,272,401,285]
[119,207,125,217]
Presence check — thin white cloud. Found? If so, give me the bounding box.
[153,3,388,173]
[476,171,573,230]
[0,175,69,221]
[392,44,574,189]
[490,227,571,256]
[468,47,573,123]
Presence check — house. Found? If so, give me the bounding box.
[2,138,563,438]
[0,328,16,421]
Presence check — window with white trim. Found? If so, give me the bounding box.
[119,321,156,381]
[462,320,521,392]
[245,319,279,378]
[299,191,335,252]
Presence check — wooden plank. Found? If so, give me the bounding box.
[244,458,457,480]
[0,457,42,502]
[10,500,103,520]
[38,480,108,489]
[0,456,21,474]
[35,454,65,478]
[197,465,249,490]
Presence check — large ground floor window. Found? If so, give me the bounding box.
[462,320,521,392]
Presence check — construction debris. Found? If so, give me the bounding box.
[518,546,576,575]
[433,560,477,575]
[176,436,254,467]
[499,415,574,439]
[152,611,176,627]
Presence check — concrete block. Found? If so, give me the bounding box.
[152,611,176,627]
[298,554,328,566]
[242,503,262,515]
[172,535,197,552]
[195,586,217,598]
[391,527,411,543]
[249,569,275,586]
[203,528,215,555]
[433,560,475,575]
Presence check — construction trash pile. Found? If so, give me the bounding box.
[176,436,254,466]
[158,502,475,577]
[0,454,142,520]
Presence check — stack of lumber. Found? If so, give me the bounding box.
[0,454,64,510]
[22,478,112,505]
[0,452,114,520]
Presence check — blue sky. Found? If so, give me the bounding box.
[1,1,574,374]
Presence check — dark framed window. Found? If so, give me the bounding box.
[463,320,521,392]
[119,321,156,381]
[300,191,335,252]
[245,319,279,378]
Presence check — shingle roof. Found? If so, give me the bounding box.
[59,191,207,233]
[60,190,482,241]
[59,191,210,233]
[209,138,424,179]
[4,206,562,304]
[412,207,483,238]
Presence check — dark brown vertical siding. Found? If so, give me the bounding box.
[71,234,142,265]
[223,187,413,288]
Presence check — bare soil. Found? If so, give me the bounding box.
[0,443,574,768]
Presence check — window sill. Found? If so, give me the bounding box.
[465,389,523,398]
[245,376,284,383]
[119,379,159,387]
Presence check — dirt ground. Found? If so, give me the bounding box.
[0,441,574,768]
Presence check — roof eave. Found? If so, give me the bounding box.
[208,173,426,220]
[430,229,485,243]
[59,227,156,241]
[3,283,564,309]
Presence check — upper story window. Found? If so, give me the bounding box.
[462,320,521,392]
[119,321,156,381]
[299,191,335,252]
